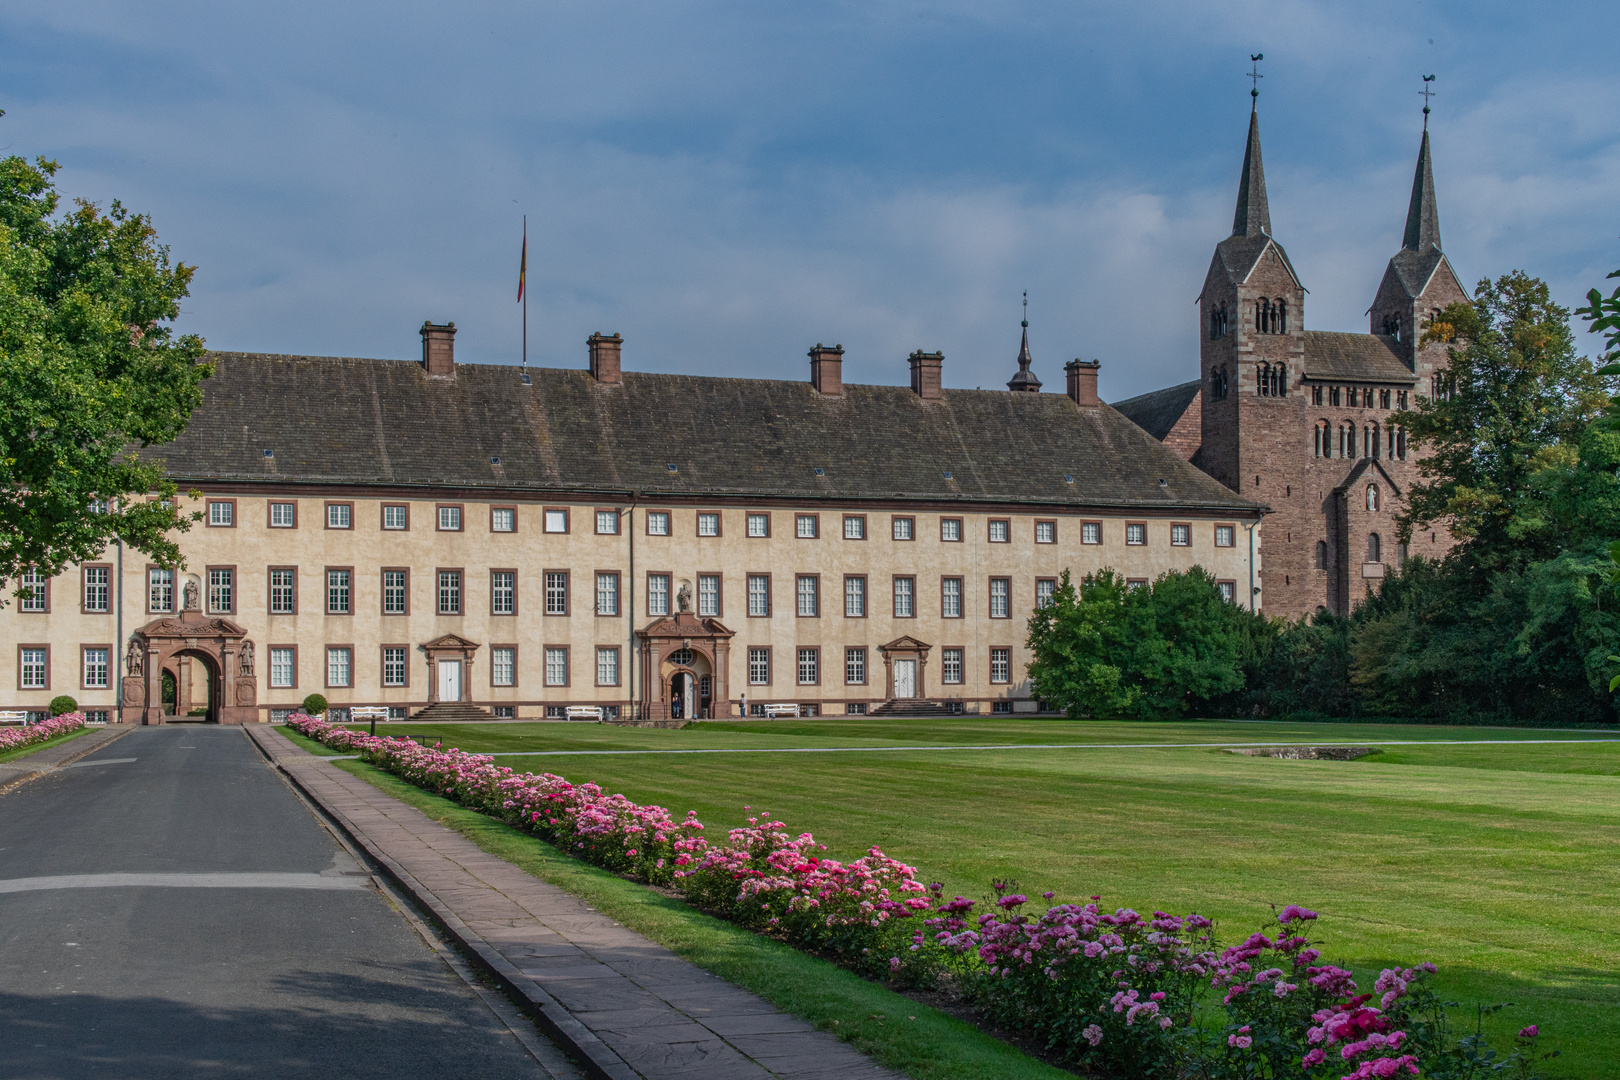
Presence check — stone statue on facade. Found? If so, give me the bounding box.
[183,579,200,611]
[239,641,254,677]
[126,638,144,676]
[676,581,692,613]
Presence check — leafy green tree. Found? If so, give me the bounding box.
[1026,568,1269,720]
[1242,608,1355,719]
[1399,272,1610,577]
[0,154,209,599]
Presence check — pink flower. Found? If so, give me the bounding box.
[1278,904,1318,924]
[1519,1025,1538,1038]
[1082,1024,1104,1047]
[1302,1048,1325,1067]
[1228,1034,1252,1049]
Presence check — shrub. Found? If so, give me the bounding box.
[0,712,85,753]
[301,693,328,716]
[48,695,78,716]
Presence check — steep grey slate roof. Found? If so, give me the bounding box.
[1302,331,1417,384]
[1111,381,1200,441]
[145,352,1260,514]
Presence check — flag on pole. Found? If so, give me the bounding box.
[517,218,527,302]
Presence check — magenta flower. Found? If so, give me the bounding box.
[1277,904,1318,924]
[1519,1024,1538,1038]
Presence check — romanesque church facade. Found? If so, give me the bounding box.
[1114,107,1465,618]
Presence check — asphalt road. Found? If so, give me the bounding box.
[0,726,552,1079]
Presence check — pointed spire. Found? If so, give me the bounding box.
[1401,127,1441,254]
[1007,291,1042,392]
[1232,106,1272,238]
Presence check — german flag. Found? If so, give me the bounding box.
[517,218,527,302]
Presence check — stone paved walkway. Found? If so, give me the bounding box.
[246,726,901,1080]
[0,725,134,795]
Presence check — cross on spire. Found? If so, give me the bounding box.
[1420,74,1436,130]
[1248,53,1263,104]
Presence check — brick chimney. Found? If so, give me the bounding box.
[420,321,456,375]
[908,350,944,400]
[1065,359,1101,407]
[588,332,623,385]
[808,343,844,396]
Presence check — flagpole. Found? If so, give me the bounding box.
[521,216,527,370]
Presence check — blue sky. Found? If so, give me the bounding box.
[3,1,1615,400]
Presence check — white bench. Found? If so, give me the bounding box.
[760,703,801,719]
[565,705,604,721]
[0,710,28,726]
[349,705,391,733]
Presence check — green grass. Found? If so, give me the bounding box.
[332,717,1620,1077]
[0,726,91,764]
[328,754,1070,1080]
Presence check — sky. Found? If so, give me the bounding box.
[2,1,1616,402]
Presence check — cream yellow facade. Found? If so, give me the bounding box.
[1,491,1260,721]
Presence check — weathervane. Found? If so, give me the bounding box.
[1022,290,1028,329]
[1248,54,1264,101]
[1420,74,1436,129]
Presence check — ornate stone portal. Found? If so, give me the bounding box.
[122,609,258,724]
[636,612,734,720]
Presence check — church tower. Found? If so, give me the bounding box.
[1196,101,1306,495]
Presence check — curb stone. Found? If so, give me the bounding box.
[0,726,135,796]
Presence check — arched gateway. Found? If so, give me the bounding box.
[637,611,734,720]
[122,609,258,724]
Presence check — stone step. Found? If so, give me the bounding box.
[869,698,950,717]
[408,701,498,723]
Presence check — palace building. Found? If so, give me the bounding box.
[1113,106,1463,617]
[1,326,1261,723]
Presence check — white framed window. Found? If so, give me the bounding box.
[596,510,618,535]
[270,501,296,528]
[843,515,864,540]
[438,570,461,615]
[942,577,962,618]
[1035,521,1055,544]
[748,647,770,685]
[83,566,110,612]
[544,647,568,686]
[545,572,568,615]
[438,505,462,531]
[990,578,1010,619]
[1036,579,1056,608]
[544,508,568,533]
[382,646,407,687]
[491,507,516,533]
[697,512,720,537]
[1215,524,1236,548]
[747,513,769,537]
[1171,523,1191,547]
[149,568,173,613]
[21,648,47,689]
[990,647,1011,684]
[844,576,865,618]
[1082,521,1102,545]
[208,501,234,527]
[326,646,352,687]
[83,648,110,689]
[1217,581,1236,603]
[1126,523,1146,546]
[270,569,296,614]
[845,647,866,685]
[940,517,962,542]
[648,573,670,616]
[383,504,408,530]
[326,503,351,529]
[597,646,620,686]
[941,648,963,684]
[492,571,516,615]
[796,575,818,617]
[208,569,234,613]
[893,576,914,617]
[383,570,407,614]
[270,647,295,688]
[797,647,818,685]
[647,511,670,536]
[892,516,913,540]
[19,569,46,613]
[698,574,720,616]
[796,514,817,539]
[747,574,770,617]
[491,646,516,687]
[596,572,618,616]
[988,519,1010,543]
[326,570,351,614]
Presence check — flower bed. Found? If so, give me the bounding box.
[287,714,1554,1079]
[0,712,85,754]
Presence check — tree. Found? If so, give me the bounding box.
[0,154,209,600]
[1398,272,1611,577]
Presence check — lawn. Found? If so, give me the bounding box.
[334,717,1620,1077]
[0,725,91,764]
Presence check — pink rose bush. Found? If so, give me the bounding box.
[0,712,85,754]
[289,715,1555,1078]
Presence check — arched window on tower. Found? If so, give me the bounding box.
[1314,421,1331,458]
[1210,301,1229,340]
[1370,422,1380,459]
[1275,299,1288,334]
[1382,312,1402,340]
[1315,541,1327,570]
[1366,484,1380,512]
[1367,533,1382,563]
[1209,365,1229,401]
[1396,426,1407,460]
